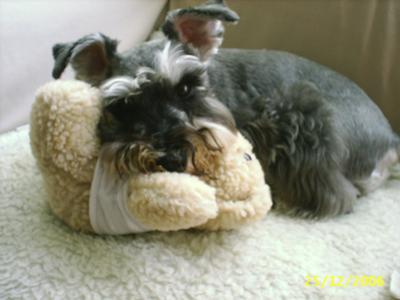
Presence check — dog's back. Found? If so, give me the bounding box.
[209,48,400,173]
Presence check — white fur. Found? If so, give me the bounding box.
[156,41,205,85]
[101,76,140,104]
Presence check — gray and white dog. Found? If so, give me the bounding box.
[52,0,399,218]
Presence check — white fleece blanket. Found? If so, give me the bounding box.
[1,126,399,300]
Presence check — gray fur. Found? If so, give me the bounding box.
[51,1,400,218]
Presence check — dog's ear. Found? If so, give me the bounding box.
[52,33,118,86]
[162,0,239,61]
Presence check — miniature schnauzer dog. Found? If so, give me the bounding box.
[51,0,399,217]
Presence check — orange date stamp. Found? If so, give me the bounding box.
[305,275,385,288]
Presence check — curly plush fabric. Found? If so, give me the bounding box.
[1,126,400,299]
[30,81,101,231]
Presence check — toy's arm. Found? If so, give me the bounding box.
[30,80,101,182]
[126,172,219,231]
[199,185,272,230]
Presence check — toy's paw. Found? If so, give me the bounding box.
[127,173,218,231]
[200,185,273,230]
[30,80,101,182]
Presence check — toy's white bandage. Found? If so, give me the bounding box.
[89,159,149,234]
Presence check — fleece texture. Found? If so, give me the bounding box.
[29,80,272,233]
[30,80,101,231]
[1,125,399,299]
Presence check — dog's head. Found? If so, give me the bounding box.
[51,1,240,175]
[98,41,237,175]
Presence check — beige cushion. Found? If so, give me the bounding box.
[170,0,400,133]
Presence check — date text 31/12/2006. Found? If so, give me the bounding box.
[305,275,385,288]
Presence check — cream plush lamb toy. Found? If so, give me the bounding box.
[30,80,272,234]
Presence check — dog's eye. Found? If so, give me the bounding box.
[176,84,192,99]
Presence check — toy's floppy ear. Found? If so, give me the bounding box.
[52,33,118,86]
[162,0,239,61]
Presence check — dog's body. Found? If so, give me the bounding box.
[52,1,399,217]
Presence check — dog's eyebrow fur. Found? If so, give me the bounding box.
[101,76,140,105]
[156,41,205,85]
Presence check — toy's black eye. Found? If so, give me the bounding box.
[177,84,192,98]
[244,153,252,161]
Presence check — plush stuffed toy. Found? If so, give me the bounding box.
[30,80,272,234]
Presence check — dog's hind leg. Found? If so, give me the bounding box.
[243,81,359,217]
[273,167,359,217]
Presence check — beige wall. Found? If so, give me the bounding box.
[170,0,400,133]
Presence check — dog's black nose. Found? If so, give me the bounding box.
[156,149,187,173]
